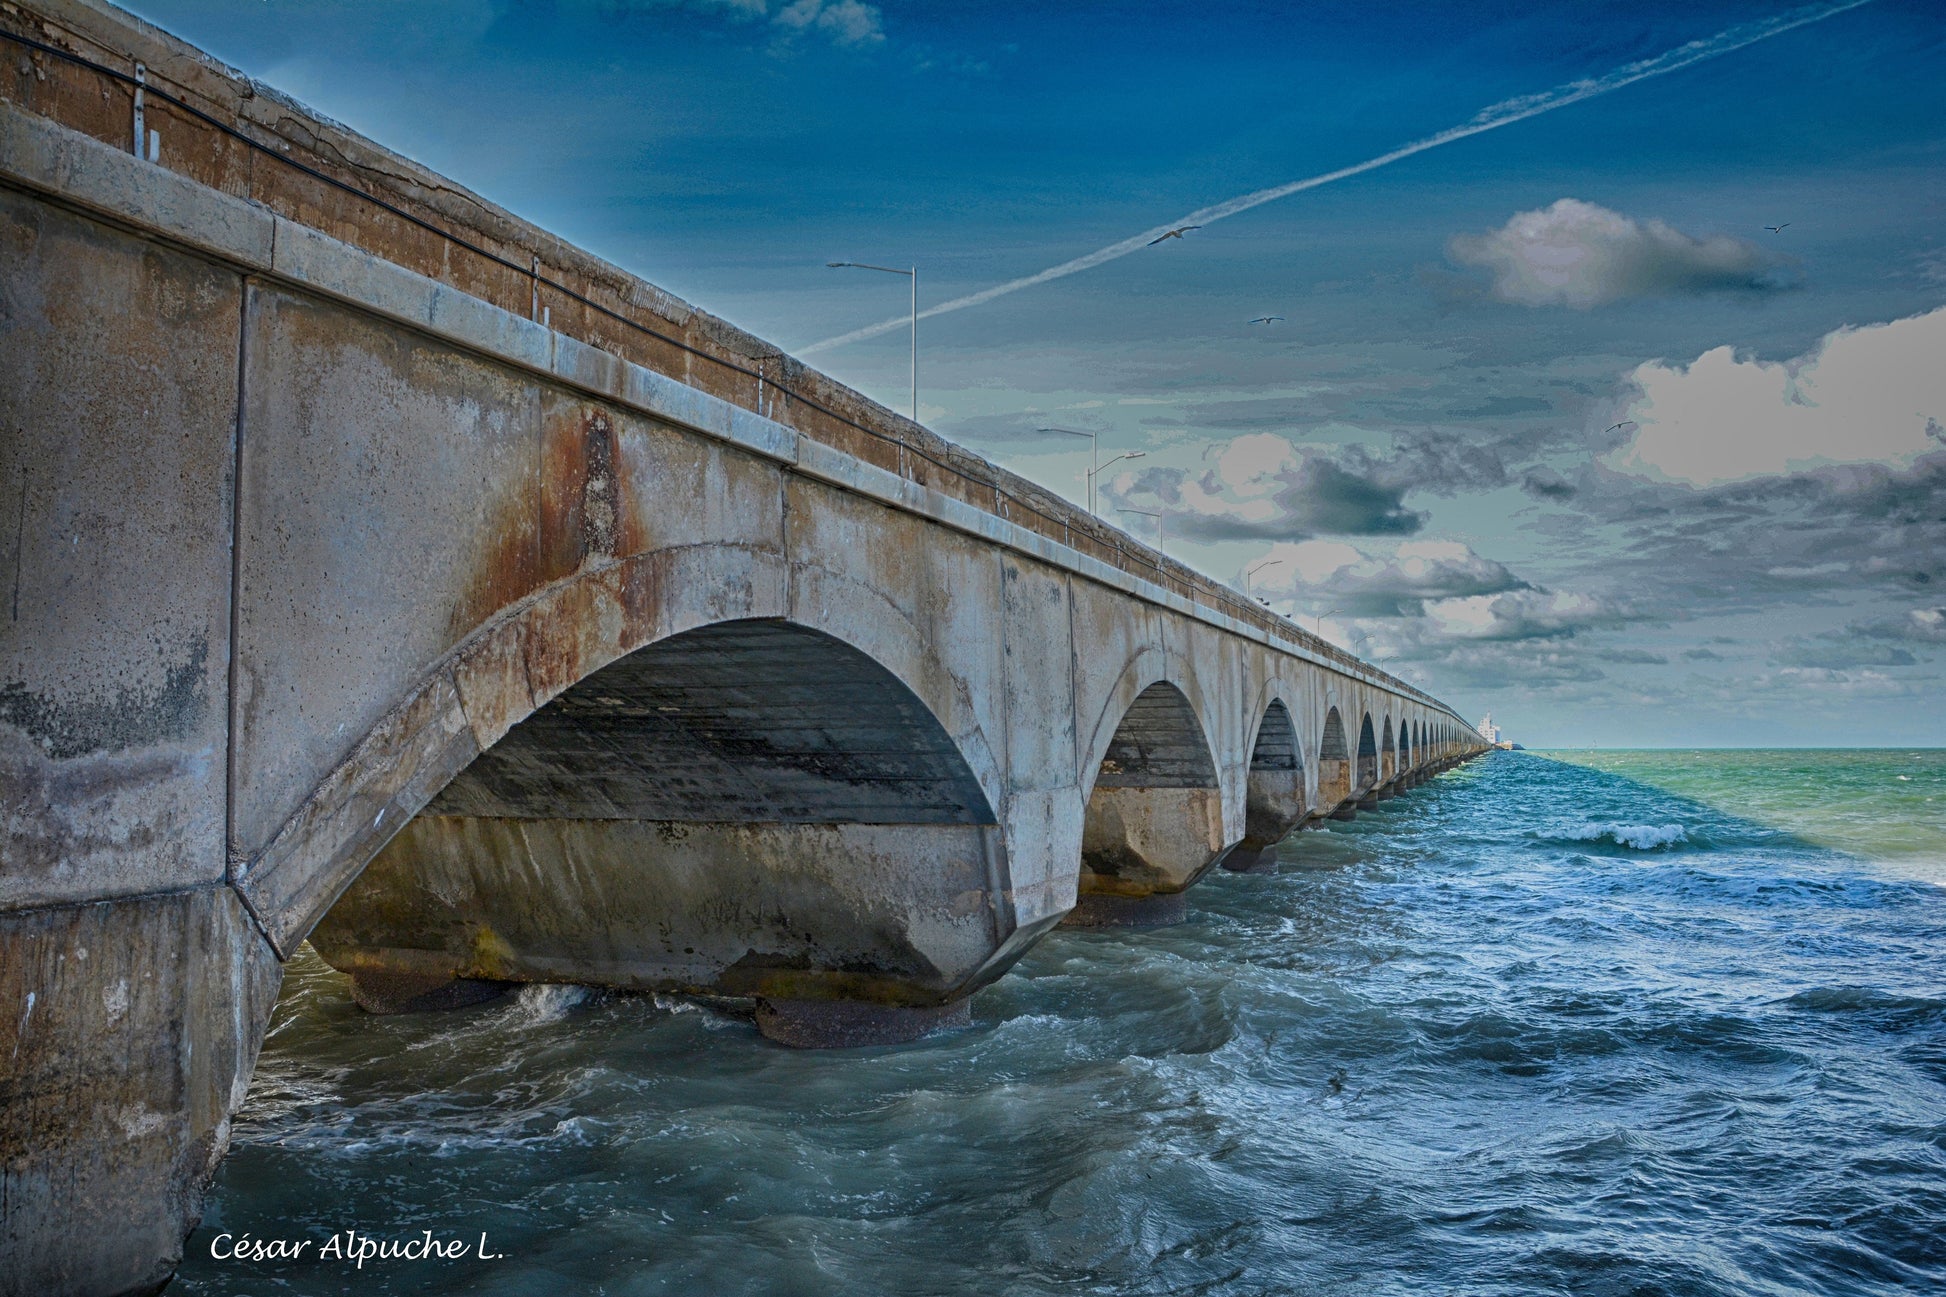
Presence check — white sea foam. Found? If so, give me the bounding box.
[1563,822,1689,850]
[506,983,590,1024]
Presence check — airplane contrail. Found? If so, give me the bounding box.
[800,0,1873,356]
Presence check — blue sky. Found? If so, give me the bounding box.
[128,0,1946,745]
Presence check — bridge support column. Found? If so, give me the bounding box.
[1219,769,1307,874]
[1068,785,1226,926]
[310,814,1029,1048]
[0,887,280,1297]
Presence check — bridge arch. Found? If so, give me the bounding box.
[1072,671,1227,924]
[1248,698,1302,775]
[1357,712,1380,792]
[1318,706,1352,810]
[1220,696,1309,873]
[305,614,1022,1042]
[1381,713,1396,782]
[236,545,1015,965]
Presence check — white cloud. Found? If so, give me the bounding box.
[1420,588,1628,641]
[773,0,885,46]
[1448,198,1777,308]
[586,0,882,46]
[1606,305,1946,486]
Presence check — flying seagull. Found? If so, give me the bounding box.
[1147,225,1202,245]
[1764,223,1791,232]
[1606,421,1638,434]
[1249,315,1286,325]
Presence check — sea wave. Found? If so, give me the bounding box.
[502,983,590,1024]
[1560,822,1689,850]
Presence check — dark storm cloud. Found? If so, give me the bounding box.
[1771,639,1919,670]
[1344,429,1512,497]
[1549,450,1946,637]
[1520,468,1578,501]
[1447,395,1551,419]
[1256,541,1530,619]
[1421,587,1639,642]
[1597,648,1669,665]
[1329,575,1646,696]
[1122,454,1425,543]
[1850,607,1946,645]
[1114,424,1536,546]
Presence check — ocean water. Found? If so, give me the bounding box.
[175,751,1946,1296]
[1542,749,1946,886]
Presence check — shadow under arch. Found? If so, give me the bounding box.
[1318,705,1352,814]
[1357,712,1380,795]
[1381,713,1396,783]
[1070,679,1226,926]
[1220,697,1309,873]
[309,617,1020,1046]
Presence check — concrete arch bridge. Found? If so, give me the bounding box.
[0,2,1487,1290]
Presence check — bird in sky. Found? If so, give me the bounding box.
[1147,225,1202,245]
[1606,421,1638,434]
[1248,315,1286,325]
[1764,223,1791,232]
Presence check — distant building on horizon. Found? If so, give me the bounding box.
[1477,712,1503,745]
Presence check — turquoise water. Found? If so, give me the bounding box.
[1542,749,1946,885]
[175,751,1946,1295]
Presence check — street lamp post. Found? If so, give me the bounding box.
[1088,451,1145,515]
[1119,506,1163,556]
[827,261,917,421]
[1244,557,1285,596]
[1036,427,1096,510]
[1313,607,1343,637]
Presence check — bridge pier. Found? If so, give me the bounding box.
[0,888,281,1297]
[1069,785,1225,925]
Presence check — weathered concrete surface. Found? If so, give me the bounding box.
[1074,786,1226,911]
[314,817,1010,1005]
[0,1,1492,1288]
[0,887,280,1297]
[0,184,238,913]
